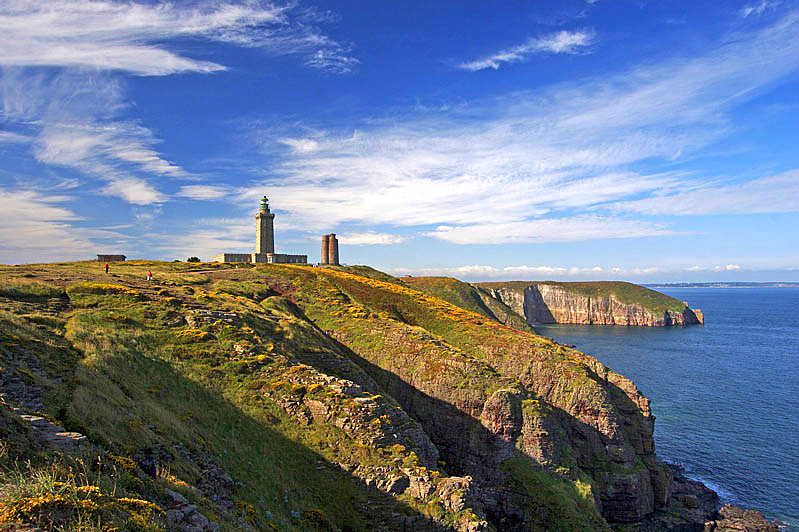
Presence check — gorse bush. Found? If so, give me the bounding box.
[0,456,164,532]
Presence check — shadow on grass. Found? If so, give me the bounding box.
[63,334,457,532]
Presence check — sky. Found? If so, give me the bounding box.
[1,0,798,282]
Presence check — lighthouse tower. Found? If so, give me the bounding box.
[252,196,275,262]
[213,196,307,264]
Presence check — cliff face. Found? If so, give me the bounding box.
[483,283,703,327]
[312,269,677,527]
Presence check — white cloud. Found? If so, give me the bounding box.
[459,30,594,71]
[337,232,406,245]
[177,185,231,201]
[389,263,667,281]
[279,137,320,153]
[726,264,741,271]
[0,1,359,210]
[612,170,799,215]
[741,1,782,18]
[101,176,165,205]
[424,216,674,244]
[0,0,357,75]
[149,217,254,261]
[0,71,176,204]
[0,186,125,263]
[0,130,30,143]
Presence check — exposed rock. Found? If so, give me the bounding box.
[13,411,89,452]
[484,283,703,327]
[480,389,523,444]
[171,443,235,513]
[196,454,235,513]
[598,469,655,522]
[135,442,174,478]
[185,310,237,328]
[164,489,220,532]
[704,505,779,532]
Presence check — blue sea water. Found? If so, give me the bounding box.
[534,287,799,528]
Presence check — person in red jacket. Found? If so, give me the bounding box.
[104,263,109,274]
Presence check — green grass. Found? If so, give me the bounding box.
[0,454,165,532]
[400,276,498,316]
[401,276,535,332]
[499,457,610,532]
[0,279,65,300]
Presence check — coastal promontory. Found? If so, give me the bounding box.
[481,280,704,326]
[0,262,753,532]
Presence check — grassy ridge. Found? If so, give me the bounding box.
[400,276,535,333]
[399,276,500,317]
[478,280,687,313]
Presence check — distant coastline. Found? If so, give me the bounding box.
[645,282,799,288]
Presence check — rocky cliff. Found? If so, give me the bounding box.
[478,282,703,327]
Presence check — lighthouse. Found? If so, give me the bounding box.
[254,196,275,256]
[213,196,307,264]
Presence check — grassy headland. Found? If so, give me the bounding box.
[0,261,666,531]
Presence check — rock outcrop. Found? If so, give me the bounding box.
[705,505,780,532]
[482,283,703,327]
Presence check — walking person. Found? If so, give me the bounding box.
[146,271,152,281]
[104,263,109,274]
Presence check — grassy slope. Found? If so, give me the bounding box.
[0,261,472,531]
[264,267,610,531]
[0,261,659,531]
[478,280,687,313]
[400,276,535,333]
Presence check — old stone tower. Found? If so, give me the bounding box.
[321,234,339,265]
[255,196,275,255]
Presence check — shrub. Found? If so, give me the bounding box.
[175,329,214,343]
[0,458,164,532]
[67,283,142,299]
[186,257,201,263]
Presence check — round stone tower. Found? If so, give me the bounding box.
[320,233,339,265]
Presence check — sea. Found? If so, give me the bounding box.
[533,287,799,529]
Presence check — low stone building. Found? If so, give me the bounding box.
[213,197,307,264]
[97,254,126,262]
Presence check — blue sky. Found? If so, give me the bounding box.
[1,0,798,282]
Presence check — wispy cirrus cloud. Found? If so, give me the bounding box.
[741,0,782,18]
[338,232,406,245]
[424,216,675,245]
[177,185,232,201]
[613,170,799,215]
[0,186,128,263]
[0,0,358,210]
[237,10,799,247]
[0,0,357,75]
[0,130,30,143]
[389,262,790,282]
[0,71,172,204]
[459,30,594,71]
[389,264,664,281]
